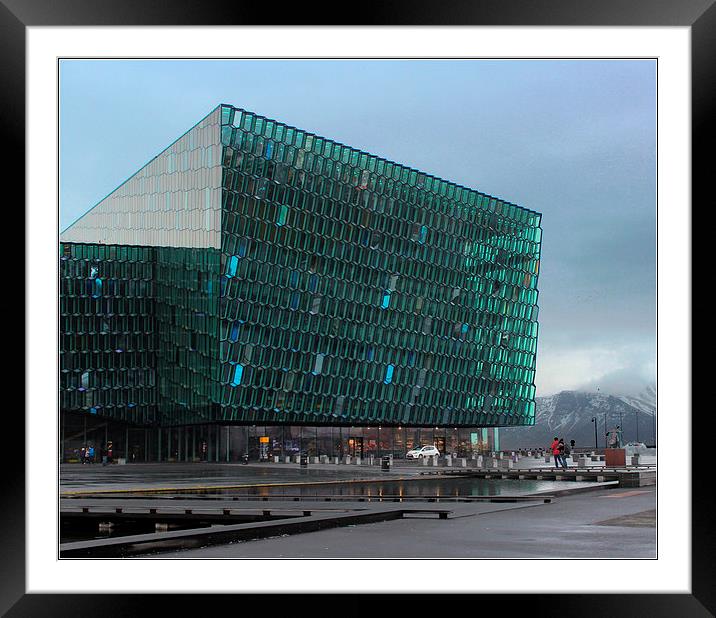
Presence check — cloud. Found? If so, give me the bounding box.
[535,342,655,396]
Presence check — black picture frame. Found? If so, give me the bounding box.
[6,0,713,614]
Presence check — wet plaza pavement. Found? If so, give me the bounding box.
[60,454,656,494]
[145,486,656,560]
[60,462,417,494]
[60,459,642,497]
[60,459,656,559]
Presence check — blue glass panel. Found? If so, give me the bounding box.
[226,255,239,278]
[229,320,241,343]
[230,364,244,387]
[380,291,391,309]
[384,364,394,384]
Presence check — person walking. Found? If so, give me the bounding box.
[88,445,95,464]
[561,439,571,469]
[550,437,561,468]
[558,439,569,469]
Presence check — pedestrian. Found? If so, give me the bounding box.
[561,439,571,468]
[550,436,560,468]
[101,444,108,466]
[88,445,95,464]
[557,439,568,469]
[80,446,87,464]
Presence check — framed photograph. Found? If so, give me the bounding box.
[9,0,712,613]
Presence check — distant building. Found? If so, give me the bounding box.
[60,104,542,462]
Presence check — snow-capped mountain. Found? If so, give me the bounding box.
[498,386,656,450]
[617,383,656,416]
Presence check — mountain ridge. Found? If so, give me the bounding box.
[498,386,656,450]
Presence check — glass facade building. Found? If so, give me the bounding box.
[60,104,542,461]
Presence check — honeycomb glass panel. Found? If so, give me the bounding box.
[60,103,542,430]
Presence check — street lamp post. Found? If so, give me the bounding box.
[635,409,639,442]
[591,417,598,449]
[597,387,608,448]
[603,412,608,448]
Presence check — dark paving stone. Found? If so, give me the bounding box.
[592,509,656,527]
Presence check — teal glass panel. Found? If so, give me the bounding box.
[277,204,288,226]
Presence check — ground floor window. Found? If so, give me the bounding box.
[60,412,503,463]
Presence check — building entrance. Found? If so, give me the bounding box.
[347,437,364,457]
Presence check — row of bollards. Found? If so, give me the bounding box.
[264,450,642,469]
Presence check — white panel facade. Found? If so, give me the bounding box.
[61,107,222,249]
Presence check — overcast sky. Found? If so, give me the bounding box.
[60,59,656,397]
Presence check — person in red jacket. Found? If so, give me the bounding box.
[550,437,561,468]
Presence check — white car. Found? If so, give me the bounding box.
[405,445,440,459]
